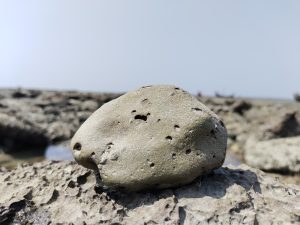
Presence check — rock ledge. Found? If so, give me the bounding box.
[0,161,299,224]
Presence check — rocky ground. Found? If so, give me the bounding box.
[0,161,299,225]
[0,88,120,153]
[0,88,300,224]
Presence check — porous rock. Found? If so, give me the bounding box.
[245,136,300,174]
[0,161,299,225]
[71,85,227,191]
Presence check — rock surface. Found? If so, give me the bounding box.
[71,85,227,191]
[0,161,299,225]
[245,136,300,174]
[259,112,300,140]
[1,88,300,182]
[0,88,120,152]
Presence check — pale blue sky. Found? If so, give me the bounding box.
[1,1,300,98]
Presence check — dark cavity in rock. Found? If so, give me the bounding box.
[73,142,82,151]
[134,115,148,121]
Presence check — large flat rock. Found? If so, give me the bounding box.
[0,89,120,152]
[245,136,300,174]
[0,161,299,224]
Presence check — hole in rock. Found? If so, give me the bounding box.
[220,120,225,127]
[165,136,172,141]
[9,199,26,212]
[134,115,147,121]
[210,130,217,139]
[131,110,136,113]
[68,180,76,188]
[107,142,114,149]
[172,153,176,159]
[150,162,155,168]
[73,143,81,151]
[213,154,216,158]
[77,172,90,185]
[185,149,191,154]
[141,98,149,103]
[192,107,202,111]
[174,124,180,131]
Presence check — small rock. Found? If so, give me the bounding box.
[215,92,234,98]
[293,93,300,102]
[265,112,300,138]
[47,122,73,142]
[245,136,300,173]
[80,100,99,111]
[71,85,227,191]
[12,88,40,99]
[232,100,252,115]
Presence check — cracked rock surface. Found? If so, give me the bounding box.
[0,161,299,225]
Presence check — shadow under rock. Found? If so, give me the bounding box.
[174,167,261,199]
[98,166,261,210]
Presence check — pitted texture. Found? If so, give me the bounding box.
[0,161,299,225]
[71,85,227,191]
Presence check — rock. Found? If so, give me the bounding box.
[0,112,49,152]
[11,88,41,99]
[0,161,299,224]
[294,93,300,102]
[259,112,300,140]
[80,100,99,111]
[0,88,121,152]
[1,87,300,182]
[71,85,227,191]
[214,92,234,98]
[232,100,252,116]
[245,136,300,174]
[47,122,73,143]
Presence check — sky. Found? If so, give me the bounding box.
[0,1,300,99]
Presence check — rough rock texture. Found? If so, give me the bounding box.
[0,161,299,225]
[259,112,300,140]
[242,111,300,175]
[245,136,300,174]
[1,88,300,181]
[71,85,227,191]
[0,88,120,152]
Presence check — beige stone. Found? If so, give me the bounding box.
[245,136,300,173]
[71,85,227,191]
